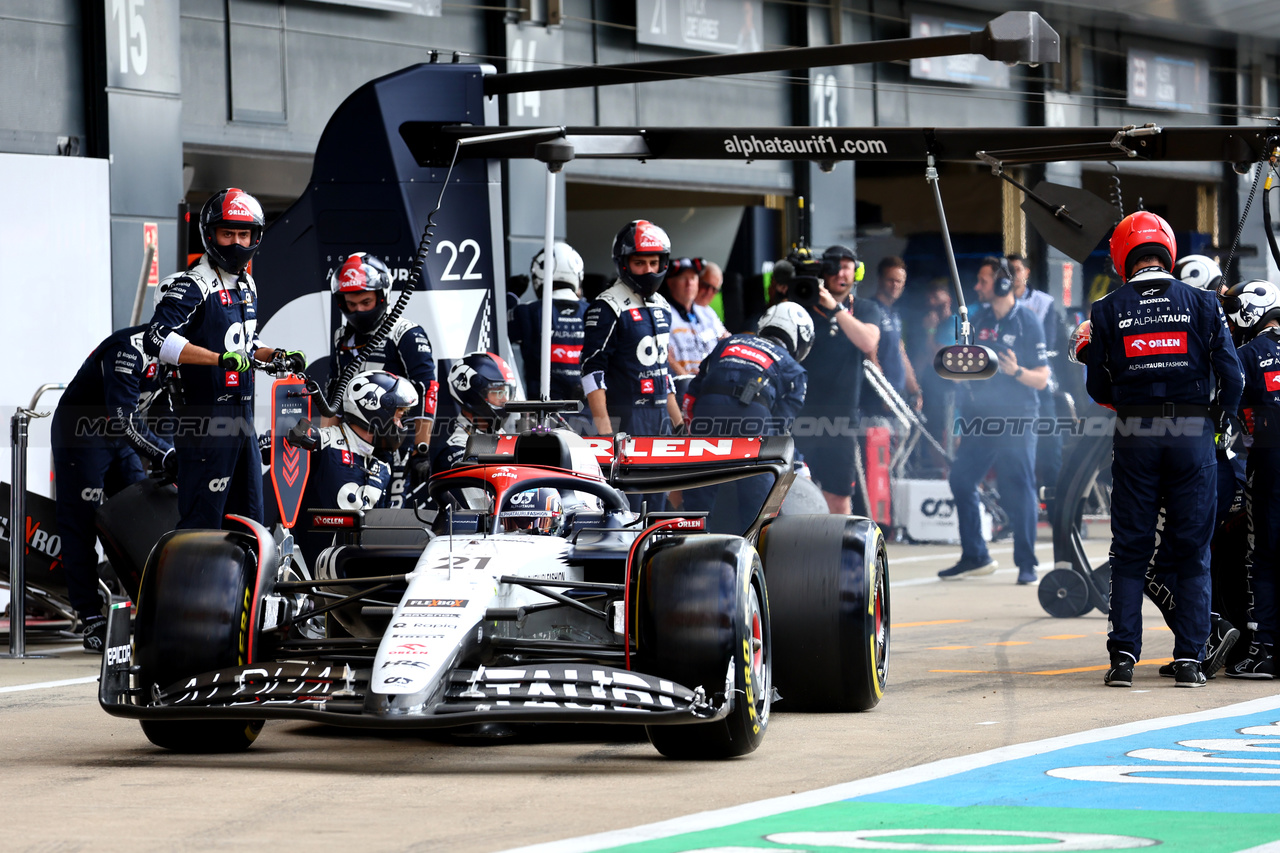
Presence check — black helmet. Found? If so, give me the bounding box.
[500,487,565,536]
[200,188,265,274]
[446,351,517,422]
[820,244,864,282]
[343,370,420,451]
[612,220,671,297]
[331,252,393,336]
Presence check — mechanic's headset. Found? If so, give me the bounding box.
[990,260,1014,297]
[820,247,865,283]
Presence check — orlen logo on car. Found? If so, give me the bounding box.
[1124,332,1187,357]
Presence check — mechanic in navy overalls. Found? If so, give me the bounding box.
[52,325,172,650]
[681,302,812,531]
[582,220,684,511]
[940,258,1048,586]
[327,252,437,506]
[1223,278,1280,679]
[289,370,415,567]
[509,241,587,408]
[144,188,305,530]
[1086,211,1242,688]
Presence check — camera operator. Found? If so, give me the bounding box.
[793,245,882,515]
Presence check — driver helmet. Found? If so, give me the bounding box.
[447,351,517,422]
[612,220,671,297]
[342,370,420,451]
[757,302,815,362]
[1223,279,1280,341]
[531,241,585,295]
[200,188,265,275]
[1173,254,1223,292]
[500,487,564,535]
[1068,319,1092,365]
[331,252,393,336]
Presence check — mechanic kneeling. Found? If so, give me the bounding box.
[288,369,418,567]
[1086,211,1243,688]
[681,303,812,531]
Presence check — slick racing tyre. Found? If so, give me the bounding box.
[760,515,889,711]
[637,535,771,759]
[133,530,265,752]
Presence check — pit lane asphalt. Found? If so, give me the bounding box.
[4,533,1278,853]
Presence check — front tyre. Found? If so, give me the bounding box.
[760,515,889,711]
[638,536,771,759]
[133,530,265,752]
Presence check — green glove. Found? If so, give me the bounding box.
[219,350,251,372]
[280,349,307,374]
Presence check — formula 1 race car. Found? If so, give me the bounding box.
[98,406,888,759]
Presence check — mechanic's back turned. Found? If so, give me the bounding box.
[1086,211,1243,688]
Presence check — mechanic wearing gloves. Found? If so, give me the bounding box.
[941,258,1048,586]
[432,351,517,474]
[582,220,683,511]
[793,245,881,515]
[1223,278,1280,679]
[52,326,172,651]
[328,252,438,506]
[144,187,305,530]
[289,370,417,567]
[681,302,812,531]
[1086,211,1242,689]
[508,241,588,410]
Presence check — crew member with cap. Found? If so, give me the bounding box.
[682,302,812,530]
[52,326,171,651]
[941,257,1049,586]
[793,244,881,515]
[144,188,305,529]
[1086,211,1242,688]
[328,251,437,506]
[667,257,724,377]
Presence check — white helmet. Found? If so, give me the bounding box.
[1174,254,1223,292]
[1223,279,1280,339]
[757,302,815,362]
[530,241,585,293]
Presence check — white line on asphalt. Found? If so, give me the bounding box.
[890,542,1060,587]
[0,676,96,695]
[501,694,1280,853]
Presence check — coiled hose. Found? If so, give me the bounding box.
[325,144,463,413]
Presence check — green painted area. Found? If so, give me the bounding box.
[601,802,1280,852]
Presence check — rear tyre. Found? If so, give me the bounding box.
[760,515,889,711]
[134,530,265,752]
[638,536,770,759]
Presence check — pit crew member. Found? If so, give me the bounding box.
[432,351,516,474]
[1086,211,1242,688]
[144,187,304,530]
[509,241,587,405]
[52,326,172,651]
[1224,278,1280,679]
[940,258,1048,586]
[682,302,812,531]
[328,252,437,505]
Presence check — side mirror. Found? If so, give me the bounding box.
[934,344,999,380]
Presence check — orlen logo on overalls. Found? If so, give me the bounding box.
[1124,332,1186,357]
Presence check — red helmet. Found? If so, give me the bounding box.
[1068,319,1091,365]
[200,187,264,274]
[1109,211,1176,282]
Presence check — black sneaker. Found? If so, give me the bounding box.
[1204,617,1241,679]
[82,616,107,654]
[1224,644,1276,679]
[1158,662,1175,678]
[1172,659,1207,687]
[1016,566,1038,585]
[938,558,997,581]
[1105,652,1135,687]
